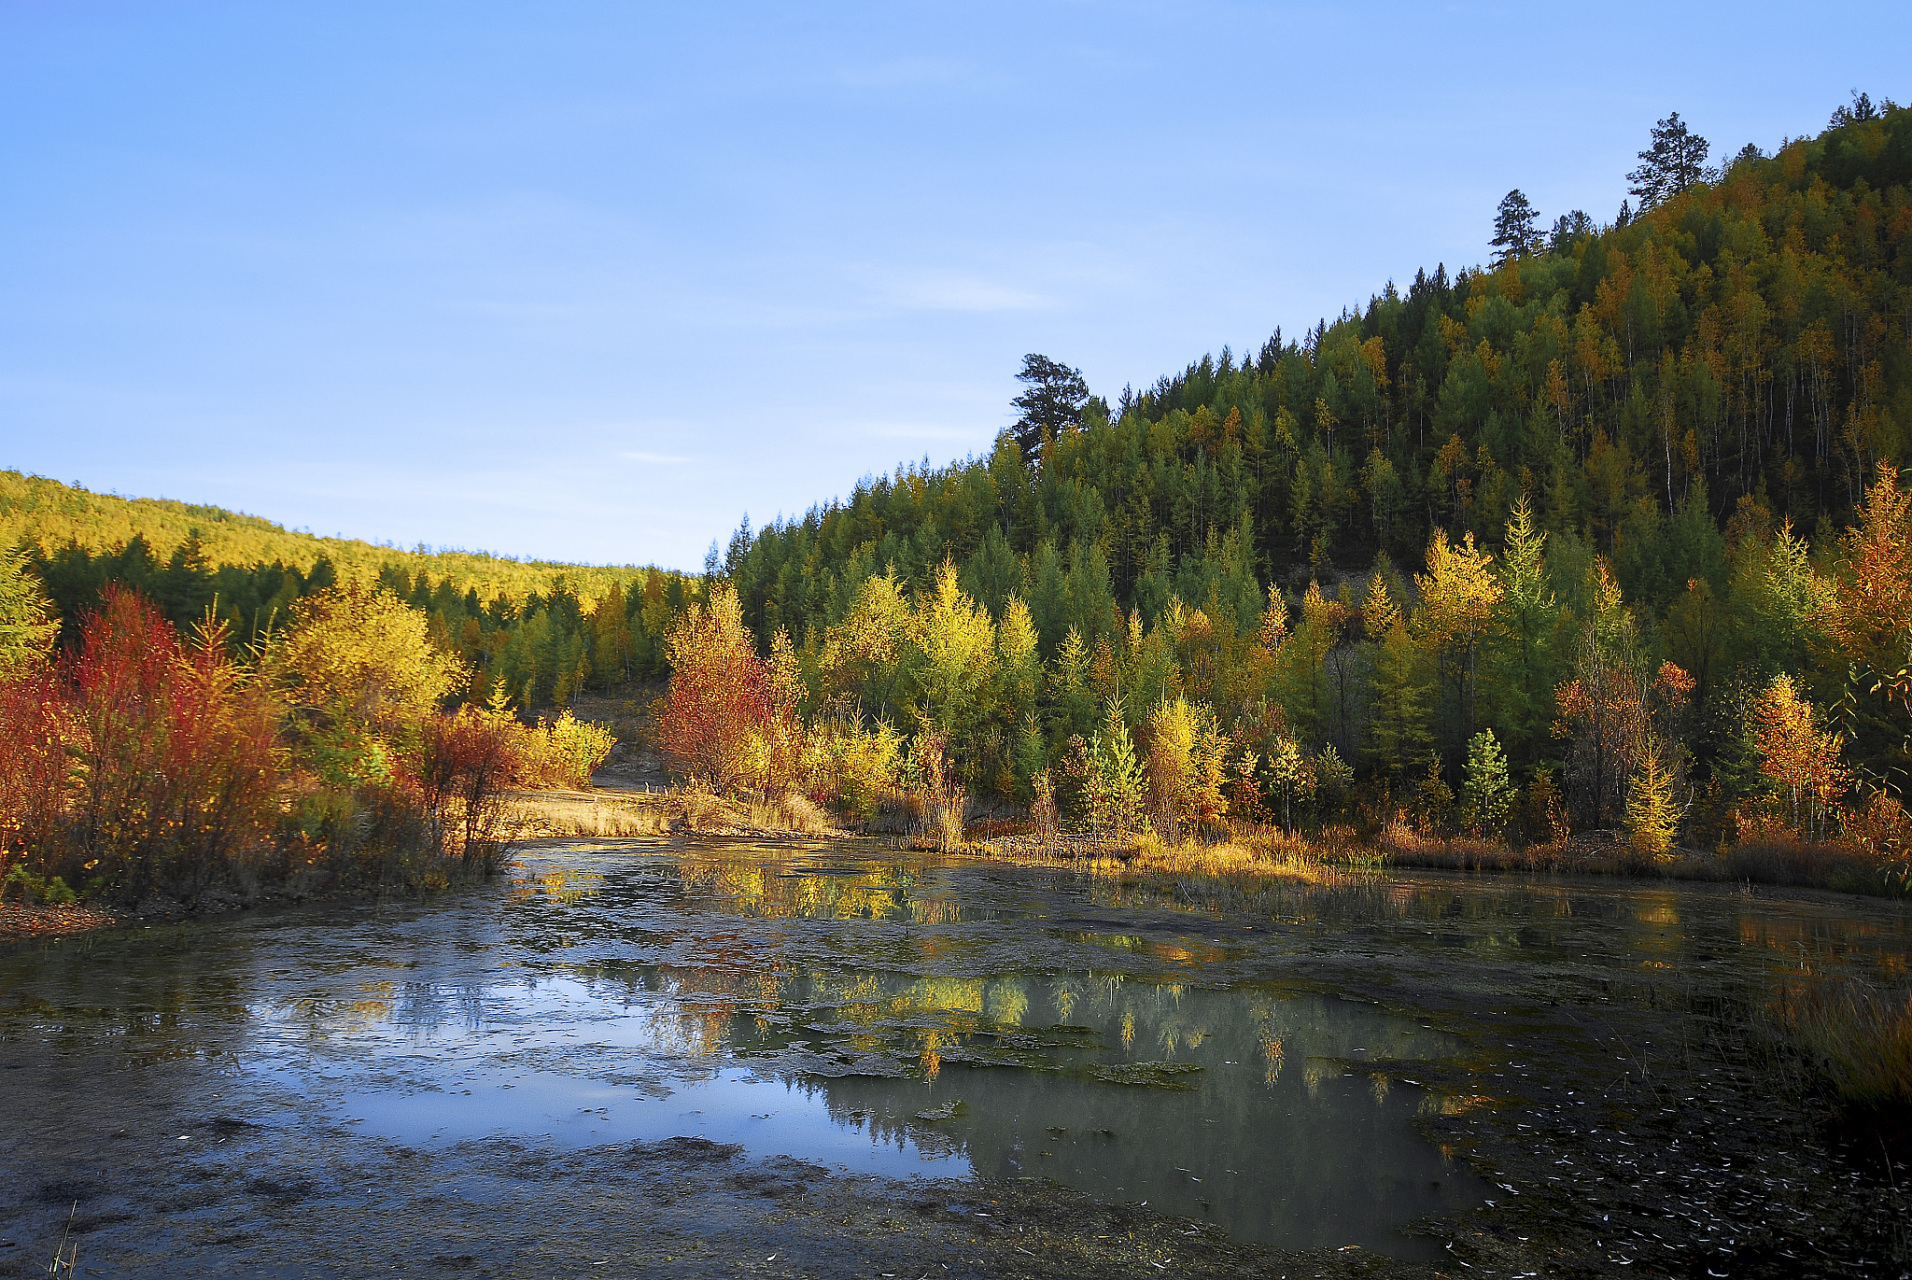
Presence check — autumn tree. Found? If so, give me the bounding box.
[816,571,912,722]
[1827,464,1912,714]
[0,546,56,674]
[1415,529,1503,750]
[275,585,466,726]
[656,583,775,794]
[909,561,1000,781]
[1144,695,1227,842]
[1624,742,1681,859]
[1751,675,1848,840]
[1552,562,1692,829]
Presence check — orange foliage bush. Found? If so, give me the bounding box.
[654,583,783,793]
[0,587,285,899]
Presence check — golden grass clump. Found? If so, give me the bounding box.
[1080,824,1345,886]
[738,791,839,835]
[1777,981,1912,1115]
[506,789,670,838]
[507,784,843,840]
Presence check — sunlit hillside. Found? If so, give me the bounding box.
[0,469,648,605]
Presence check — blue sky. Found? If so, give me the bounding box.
[2,2,1905,570]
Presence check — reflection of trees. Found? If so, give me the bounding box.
[667,853,961,924]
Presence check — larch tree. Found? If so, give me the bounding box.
[1366,574,1431,784]
[910,561,1000,779]
[1415,529,1503,749]
[0,546,56,674]
[1828,464,1912,714]
[1750,675,1848,840]
[1487,497,1559,766]
[1624,741,1681,859]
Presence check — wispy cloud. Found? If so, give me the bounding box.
[619,450,695,464]
[875,268,1051,314]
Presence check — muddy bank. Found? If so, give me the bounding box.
[0,902,117,951]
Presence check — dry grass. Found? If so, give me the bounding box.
[1376,818,1912,897]
[506,785,844,840]
[1717,825,1905,895]
[736,791,839,836]
[1777,980,1912,1116]
[506,788,671,838]
[975,822,1347,886]
[1085,827,1346,886]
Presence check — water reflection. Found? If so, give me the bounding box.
[4,839,1909,1260]
[262,958,1475,1254]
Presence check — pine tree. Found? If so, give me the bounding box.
[1010,354,1089,463]
[1490,190,1541,266]
[1627,112,1711,209]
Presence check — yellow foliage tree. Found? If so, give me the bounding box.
[910,561,998,751]
[1751,674,1849,840]
[0,546,56,674]
[1827,463,1912,713]
[1624,741,1680,860]
[817,571,912,719]
[276,585,466,725]
[1415,529,1503,740]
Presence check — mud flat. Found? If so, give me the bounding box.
[1,838,1907,1277]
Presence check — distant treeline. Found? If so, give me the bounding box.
[0,467,662,608]
[25,534,700,709]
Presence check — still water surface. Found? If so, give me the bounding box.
[6,839,1909,1260]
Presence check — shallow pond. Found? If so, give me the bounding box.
[3,838,1910,1274]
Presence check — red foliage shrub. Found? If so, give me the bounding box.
[410,708,523,863]
[0,665,72,873]
[0,587,285,900]
[654,584,776,793]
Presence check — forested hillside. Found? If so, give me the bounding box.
[731,103,1909,632]
[2,471,697,708]
[0,469,648,601]
[702,98,1912,837]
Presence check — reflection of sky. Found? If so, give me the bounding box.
[340,1067,967,1180]
[242,954,1480,1253]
